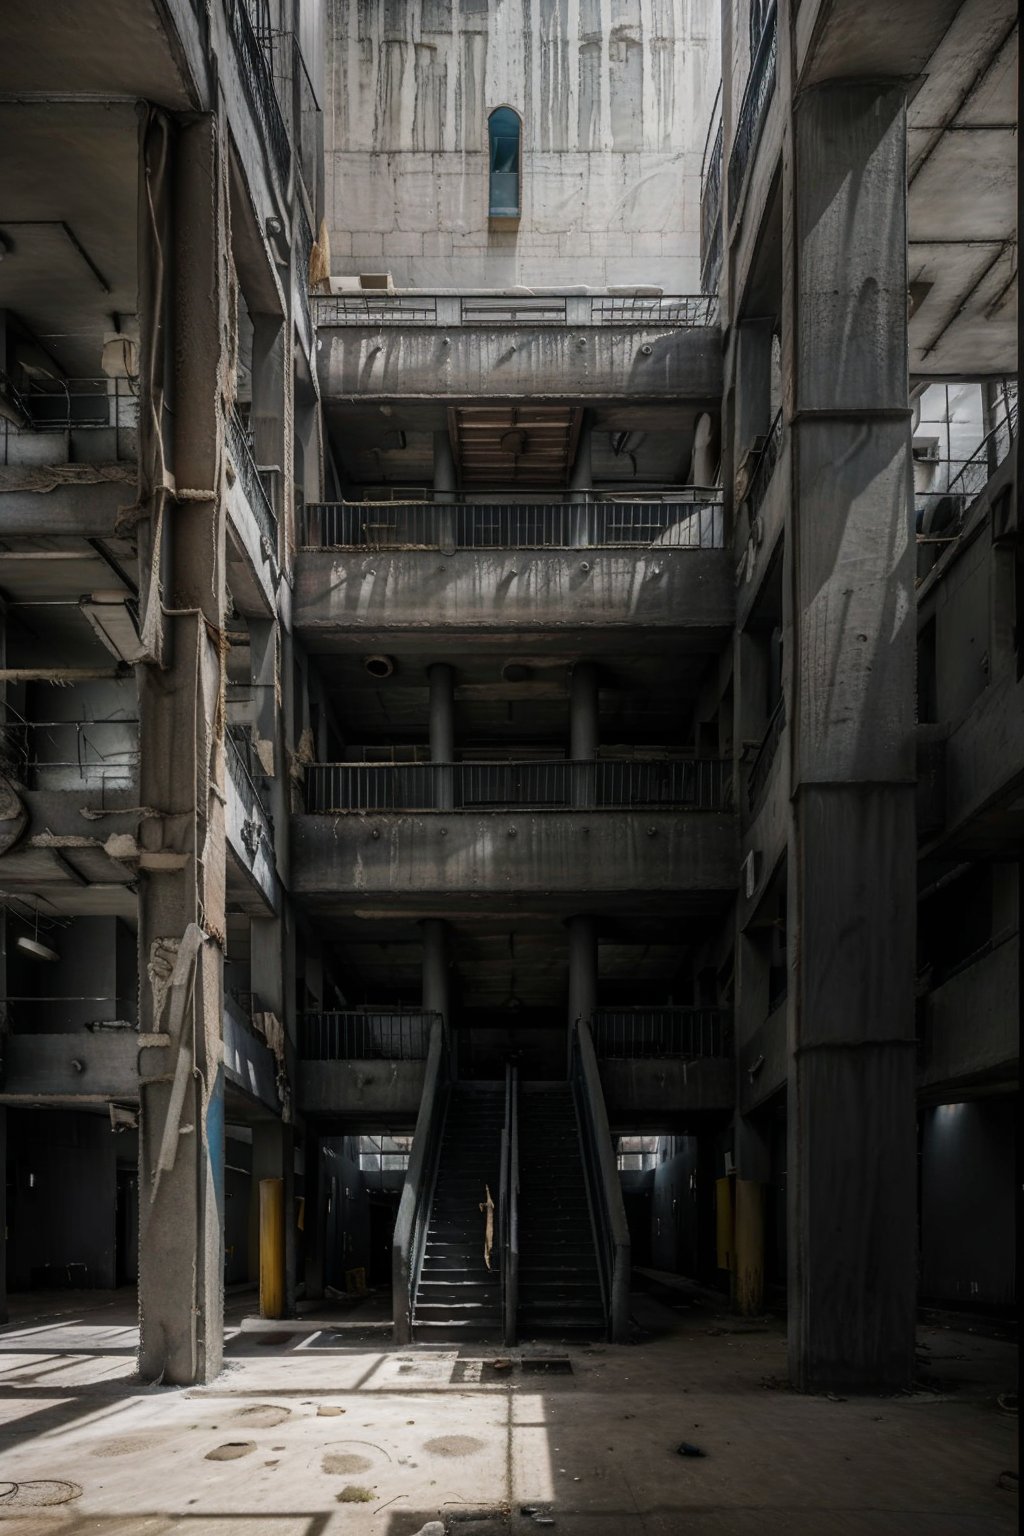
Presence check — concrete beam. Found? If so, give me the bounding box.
[919,940,1019,1095]
[294,548,734,646]
[290,810,738,905]
[318,324,723,403]
[600,1057,735,1124]
[0,479,131,536]
[0,1031,141,1103]
[297,1059,427,1123]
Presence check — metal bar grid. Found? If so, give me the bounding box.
[700,119,724,294]
[304,759,732,814]
[227,408,279,554]
[727,2,777,210]
[0,374,139,434]
[915,402,1018,537]
[590,1008,733,1059]
[301,499,725,550]
[312,293,720,328]
[229,0,292,190]
[0,712,139,791]
[298,1010,439,1060]
[744,409,784,521]
[225,729,274,843]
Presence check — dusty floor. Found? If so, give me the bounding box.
[0,1281,1017,1535]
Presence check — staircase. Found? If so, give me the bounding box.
[412,1082,504,1341]
[517,1083,605,1339]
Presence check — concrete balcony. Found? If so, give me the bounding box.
[294,497,733,648]
[591,1008,735,1124]
[314,292,722,403]
[292,760,737,914]
[918,939,1018,1097]
[296,1010,435,1122]
[225,409,280,616]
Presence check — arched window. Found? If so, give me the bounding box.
[488,107,521,219]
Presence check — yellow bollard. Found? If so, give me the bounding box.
[259,1177,285,1319]
[734,1179,765,1315]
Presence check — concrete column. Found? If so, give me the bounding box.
[782,79,917,1392]
[428,663,455,810]
[136,115,229,1386]
[0,1107,6,1325]
[433,430,456,549]
[569,412,593,546]
[570,661,599,808]
[567,915,598,1033]
[421,919,450,1023]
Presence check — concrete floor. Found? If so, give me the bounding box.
[0,1286,1017,1535]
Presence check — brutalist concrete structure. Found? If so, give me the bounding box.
[0,0,1017,1387]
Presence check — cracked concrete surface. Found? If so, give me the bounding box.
[0,1289,1016,1534]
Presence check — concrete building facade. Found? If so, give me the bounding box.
[0,0,1017,1395]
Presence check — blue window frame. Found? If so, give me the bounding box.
[488,107,521,218]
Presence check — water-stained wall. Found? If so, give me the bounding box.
[325,0,721,288]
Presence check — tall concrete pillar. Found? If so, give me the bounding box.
[428,663,455,810]
[433,430,456,549]
[782,79,917,1392]
[136,114,229,1385]
[0,1107,6,1326]
[570,661,599,808]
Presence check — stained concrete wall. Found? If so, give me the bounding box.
[325,0,721,289]
[920,1098,1017,1310]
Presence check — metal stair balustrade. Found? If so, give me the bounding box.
[298,1010,438,1061]
[590,1007,734,1059]
[392,1017,452,1344]
[570,1022,631,1342]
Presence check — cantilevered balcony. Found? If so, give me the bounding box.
[294,492,732,647]
[225,408,280,614]
[590,1007,735,1122]
[314,291,722,403]
[291,759,737,914]
[224,729,278,913]
[296,1010,437,1121]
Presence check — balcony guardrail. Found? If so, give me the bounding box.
[591,1008,733,1059]
[313,292,719,328]
[295,194,313,337]
[304,758,732,814]
[700,118,724,294]
[916,402,1018,541]
[226,729,274,853]
[0,373,139,438]
[727,1,777,212]
[227,408,279,556]
[0,997,137,1033]
[229,0,291,189]
[0,710,139,792]
[301,497,725,551]
[743,409,784,522]
[298,1010,438,1061]
[747,695,786,815]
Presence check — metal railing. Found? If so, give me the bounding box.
[0,997,136,1033]
[571,1019,630,1341]
[747,695,786,815]
[295,194,313,337]
[313,292,719,328]
[500,1062,519,1346]
[229,0,291,189]
[225,729,274,854]
[916,403,1018,540]
[227,408,279,555]
[727,1,777,210]
[590,1008,733,1059]
[304,758,732,814]
[298,1010,438,1061]
[393,1017,451,1343]
[0,374,139,436]
[301,497,725,551]
[0,712,139,792]
[743,409,784,522]
[700,118,724,294]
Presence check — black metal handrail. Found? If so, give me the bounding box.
[295,194,313,336]
[312,293,720,328]
[393,1017,451,1343]
[590,1008,733,1059]
[225,730,274,849]
[570,1019,630,1341]
[304,759,732,814]
[499,1062,519,1346]
[743,409,784,522]
[227,409,279,555]
[0,374,139,435]
[747,695,786,815]
[298,1010,438,1060]
[916,402,1018,539]
[727,2,777,211]
[301,498,725,550]
[0,711,138,790]
[700,118,724,294]
[229,0,291,189]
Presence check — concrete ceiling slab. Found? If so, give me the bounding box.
[0,1,192,105]
[909,129,1017,243]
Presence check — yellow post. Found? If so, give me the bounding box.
[715,1176,735,1274]
[259,1177,285,1319]
[734,1179,765,1315]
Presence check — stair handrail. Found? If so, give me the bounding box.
[500,1062,520,1345]
[571,1017,631,1341]
[392,1015,450,1342]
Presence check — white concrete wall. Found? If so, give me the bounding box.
[325,0,721,290]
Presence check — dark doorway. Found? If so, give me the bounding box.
[115,1164,138,1286]
[368,1191,399,1289]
